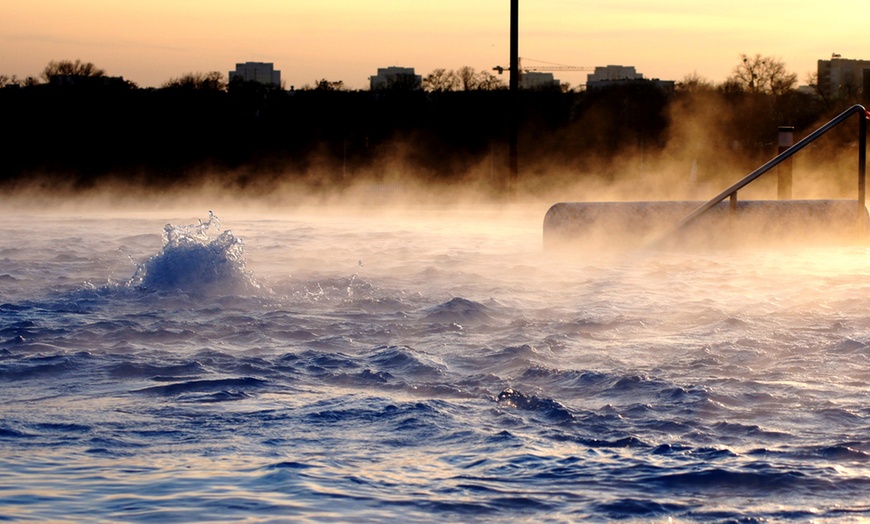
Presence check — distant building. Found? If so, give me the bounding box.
[229,62,281,87]
[817,55,870,101]
[521,72,559,90]
[585,65,642,88]
[370,67,422,91]
[585,65,674,92]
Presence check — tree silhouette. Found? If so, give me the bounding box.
[475,70,505,91]
[162,71,226,91]
[455,66,479,91]
[0,55,855,195]
[728,53,797,95]
[384,73,422,91]
[423,69,459,92]
[311,79,346,91]
[41,59,105,85]
[676,72,715,94]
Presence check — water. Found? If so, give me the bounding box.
[2,206,870,522]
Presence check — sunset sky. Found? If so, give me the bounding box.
[2,0,868,89]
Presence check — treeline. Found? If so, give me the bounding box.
[0,57,864,196]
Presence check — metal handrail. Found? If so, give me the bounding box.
[663,104,869,237]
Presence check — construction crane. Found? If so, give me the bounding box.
[493,57,595,78]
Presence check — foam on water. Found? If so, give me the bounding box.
[1,209,870,522]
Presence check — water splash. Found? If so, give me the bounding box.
[164,210,221,246]
[130,211,259,294]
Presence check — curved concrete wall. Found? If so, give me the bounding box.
[543,200,870,251]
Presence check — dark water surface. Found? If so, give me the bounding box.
[1,208,870,522]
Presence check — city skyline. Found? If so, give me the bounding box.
[3,0,868,89]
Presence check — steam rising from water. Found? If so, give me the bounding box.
[2,207,870,521]
[0,91,863,215]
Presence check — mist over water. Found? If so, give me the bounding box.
[2,204,870,522]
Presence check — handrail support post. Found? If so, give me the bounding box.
[778,126,794,200]
[860,112,867,206]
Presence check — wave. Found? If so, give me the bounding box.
[132,377,269,398]
[364,345,447,378]
[0,351,94,381]
[109,360,208,379]
[129,212,259,295]
[496,387,574,423]
[423,297,496,325]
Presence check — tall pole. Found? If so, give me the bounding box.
[508,0,519,195]
[510,0,518,93]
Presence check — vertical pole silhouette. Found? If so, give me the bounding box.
[859,111,867,206]
[777,126,794,200]
[508,0,519,195]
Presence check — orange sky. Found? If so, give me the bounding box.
[2,0,868,89]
